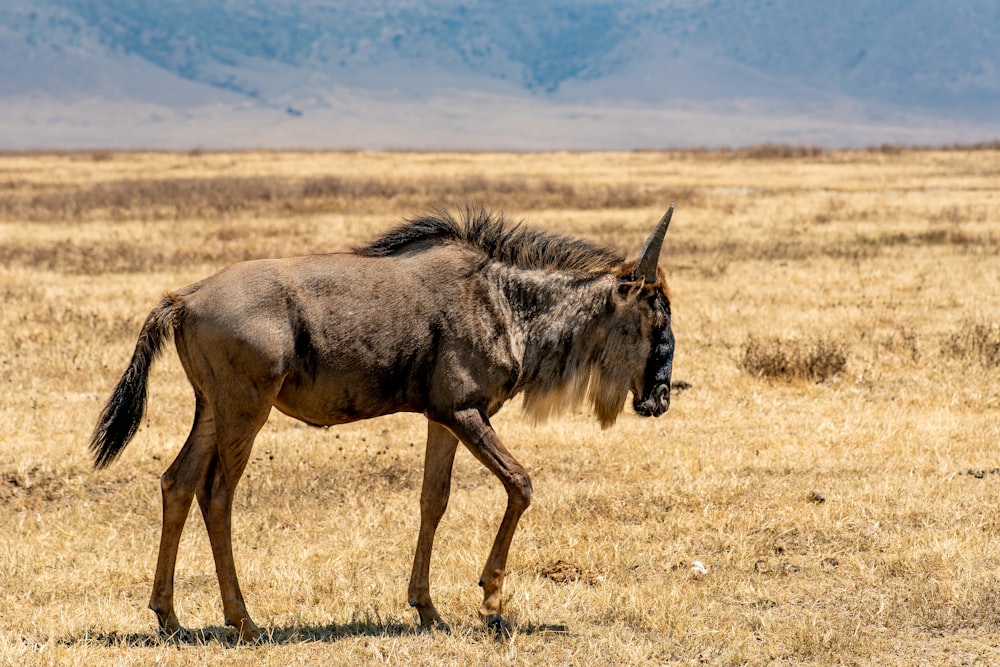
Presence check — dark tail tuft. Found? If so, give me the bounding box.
[90,295,181,469]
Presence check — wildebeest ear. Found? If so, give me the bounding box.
[612,278,644,306]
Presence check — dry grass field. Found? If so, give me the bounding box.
[2,147,999,666]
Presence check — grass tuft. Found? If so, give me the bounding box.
[740,335,848,382]
[944,320,1000,367]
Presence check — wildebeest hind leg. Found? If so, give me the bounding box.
[149,400,216,637]
[196,393,274,643]
[407,420,459,630]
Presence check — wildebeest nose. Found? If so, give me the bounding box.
[635,384,670,417]
[654,385,670,415]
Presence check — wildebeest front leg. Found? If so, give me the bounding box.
[444,408,532,633]
[407,420,459,629]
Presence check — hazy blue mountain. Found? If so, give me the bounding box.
[2,1,997,148]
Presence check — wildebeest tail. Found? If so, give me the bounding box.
[90,294,183,469]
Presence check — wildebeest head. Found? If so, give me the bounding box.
[632,206,674,418]
[605,206,674,421]
[631,282,673,418]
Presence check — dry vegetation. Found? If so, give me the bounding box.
[739,335,849,383]
[2,147,1000,666]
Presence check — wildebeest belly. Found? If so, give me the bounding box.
[273,345,432,426]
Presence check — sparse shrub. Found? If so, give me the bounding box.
[867,140,1000,152]
[874,143,905,155]
[944,320,1000,367]
[701,143,825,160]
[878,326,921,363]
[740,335,847,382]
[716,143,826,160]
[735,143,825,159]
[861,229,987,248]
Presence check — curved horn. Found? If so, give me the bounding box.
[633,204,674,283]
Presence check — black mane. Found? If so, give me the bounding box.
[355,207,624,275]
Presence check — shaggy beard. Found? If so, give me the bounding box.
[521,364,631,429]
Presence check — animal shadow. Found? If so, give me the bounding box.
[62,619,571,648]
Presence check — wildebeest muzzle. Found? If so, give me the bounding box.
[633,320,673,418]
[634,383,670,417]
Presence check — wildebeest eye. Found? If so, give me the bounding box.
[648,294,669,328]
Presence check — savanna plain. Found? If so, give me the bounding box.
[1,147,999,666]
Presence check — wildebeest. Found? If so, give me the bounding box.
[90,205,675,641]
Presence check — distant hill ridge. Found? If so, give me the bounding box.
[2,1,998,149]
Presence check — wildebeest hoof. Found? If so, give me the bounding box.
[158,624,194,644]
[412,603,450,633]
[228,617,264,644]
[483,614,512,639]
[418,620,451,634]
[154,609,188,642]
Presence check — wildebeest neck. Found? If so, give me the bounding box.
[484,264,617,421]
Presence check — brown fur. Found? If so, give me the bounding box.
[90,207,674,640]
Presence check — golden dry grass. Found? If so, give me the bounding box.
[2,147,1000,666]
